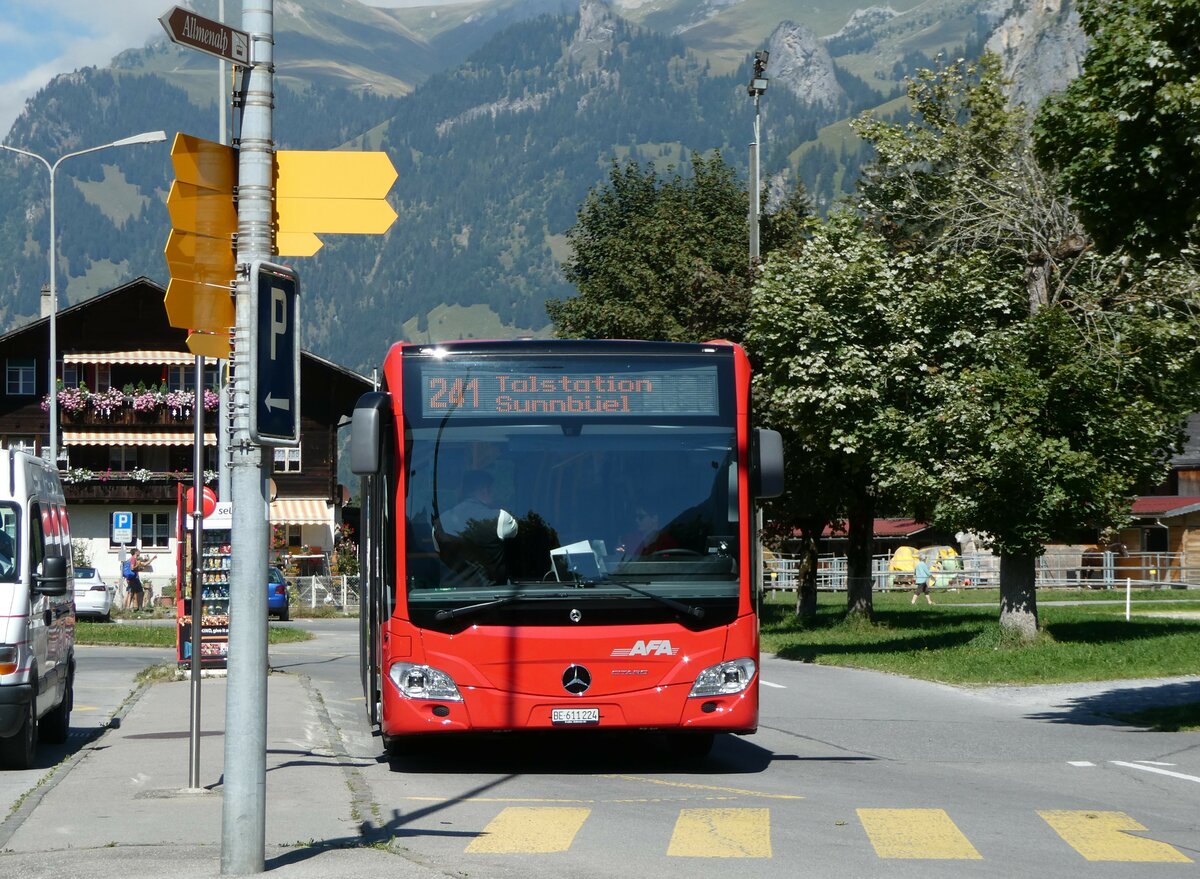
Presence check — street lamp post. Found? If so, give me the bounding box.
[2,130,167,466]
[748,50,769,265]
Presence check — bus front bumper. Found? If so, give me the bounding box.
[380,680,758,737]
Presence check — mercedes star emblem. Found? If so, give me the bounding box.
[562,664,591,695]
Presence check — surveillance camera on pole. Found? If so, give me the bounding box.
[750,50,769,96]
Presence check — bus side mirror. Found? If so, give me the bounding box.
[35,555,69,596]
[350,392,392,475]
[751,428,784,499]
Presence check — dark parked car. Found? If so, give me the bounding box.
[268,566,290,621]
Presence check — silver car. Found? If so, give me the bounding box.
[73,565,116,621]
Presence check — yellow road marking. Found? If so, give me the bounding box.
[601,775,803,799]
[1039,811,1192,862]
[402,795,745,804]
[858,808,982,859]
[73,705,98,712]
[667,808,772,858]
[405,796,594,804]
[465,806,590,854]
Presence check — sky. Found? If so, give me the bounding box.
[0,0,467,140]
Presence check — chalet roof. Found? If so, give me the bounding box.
[1130,495,1200,519]
[0,275,371,388]
[820,518,931,539]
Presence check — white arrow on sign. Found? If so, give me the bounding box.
[264,393,291,412]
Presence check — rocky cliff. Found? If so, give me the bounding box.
[766,21,845,111]
[984,0,1088,111]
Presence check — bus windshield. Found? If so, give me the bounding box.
[400,352,741,623]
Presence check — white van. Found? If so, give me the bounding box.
[0,449,74,769]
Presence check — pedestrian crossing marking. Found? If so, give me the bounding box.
[465,806,590,853]
[440,799,1192,862]
[857,808,982,859]
[666,808,772,858]
[1039,810,1192,862]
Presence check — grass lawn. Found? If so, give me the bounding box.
[77,621,313,648]
[761,589,1200,685]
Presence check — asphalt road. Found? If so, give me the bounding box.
[274,619,1200,878]
[4,619,1198,877]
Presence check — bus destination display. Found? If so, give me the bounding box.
[419,363,720,418]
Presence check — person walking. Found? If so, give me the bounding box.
[912,555,935,605]
[122,548,145,611]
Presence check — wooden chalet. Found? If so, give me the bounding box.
[0,277,371,588]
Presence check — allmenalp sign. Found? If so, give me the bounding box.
[159,6,250,66]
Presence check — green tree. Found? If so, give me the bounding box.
[850,54,1200,639]
[749,213,906,618]
[1034,0,1200,256]
[548,152,810,342]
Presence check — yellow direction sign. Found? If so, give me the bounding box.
[274,149,398,236]
[186,330,231,360]
[167,181,237,237]
[164,230,235,286]
[275,150,396,199]
[164,278,235,334]
[277,232,324,258]
[276,197,397,235]
[170,133,236,192]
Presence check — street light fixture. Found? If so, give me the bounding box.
[1,129,168,467]
[748,50,769,264]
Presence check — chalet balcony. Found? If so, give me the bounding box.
[51,385,219,429]
[63,471,211,504]
[59,406,212,427]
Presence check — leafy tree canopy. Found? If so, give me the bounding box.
[1034,0,1200,256]
[760,51,1200,635]
[548,152,810,342]
[889,261,1200,556]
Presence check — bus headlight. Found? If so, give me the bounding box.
[688,657,756,698]
[388,662,463,701]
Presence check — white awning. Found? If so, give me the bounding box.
[63,430,216,446]
[270,498,331,525]
[63,350,195,365]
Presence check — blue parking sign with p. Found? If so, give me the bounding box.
[112,511,134,544]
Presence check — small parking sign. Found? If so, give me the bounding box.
[112,511,134,544]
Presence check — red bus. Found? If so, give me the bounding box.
[350,339,783,757]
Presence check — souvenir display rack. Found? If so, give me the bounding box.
[176,493,232,668]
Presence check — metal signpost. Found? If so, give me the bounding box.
[159,1,396,870]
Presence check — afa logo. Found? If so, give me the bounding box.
[611,639,679,657]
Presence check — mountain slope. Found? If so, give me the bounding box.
[0,0,1084,374]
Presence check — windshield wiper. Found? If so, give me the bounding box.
[431,590,575,621]
[433,594,522,621]
[573,575,705,619]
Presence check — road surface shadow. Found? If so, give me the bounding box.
[1023,678,1200,727]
